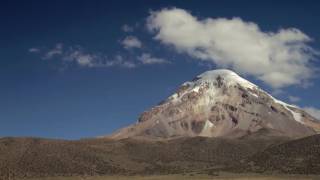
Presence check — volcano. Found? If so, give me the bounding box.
[111,69,320,139]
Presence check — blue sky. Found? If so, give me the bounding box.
[1,0,320,139]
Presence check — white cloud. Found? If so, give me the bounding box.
[105,55,136,68]
[62,47,101,67]
[146,8,319,88]
[137,53,169,64]
[271,89,284,96]
[288,96,301,103]
[121,36,142,49]
[42,43,63,59]
[36,44,137,68]
[122,24,134,32]
[303,107,320,120]
[29,48,40,53]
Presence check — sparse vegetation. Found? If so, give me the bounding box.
[24,174,320,180]
[1,135,320,179]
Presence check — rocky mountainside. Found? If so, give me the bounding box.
[110,69,320,139]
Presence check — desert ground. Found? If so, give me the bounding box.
[25,173,320,180]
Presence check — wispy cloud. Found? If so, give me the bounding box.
[303,107,320,120]
[28,48,40,53]
[122,24,134,32]
[271,89,284,96]
[147,8,319,88]
[288,96,301,103]
[137,53,170,64]
[29,44,170,69]
[105,55,136,68]
[42,43,64,60]
[30,43,137,68]
[121,36,142,49]
[61,47,102,67]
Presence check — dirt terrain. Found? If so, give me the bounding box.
[25,174,320,180]
[1,135,320,179]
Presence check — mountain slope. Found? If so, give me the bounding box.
[241,134,320,174]
[110,69,320,139]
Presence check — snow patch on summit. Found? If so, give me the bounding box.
[168,69,259,104]
[197,69,257,89]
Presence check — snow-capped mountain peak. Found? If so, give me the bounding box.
[110,69,320,140]
[195,69,257,89]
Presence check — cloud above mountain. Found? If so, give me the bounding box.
[303,107,320,120]
[121,36,142,49]
[146,8,319,88]
[288,96,301,103]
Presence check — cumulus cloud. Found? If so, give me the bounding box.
[146,8,319,88]
[288,96,301,103]
[32,43,137,68]
[121,36,142,49]
[122,24,134,32]
[137,53,170,64]
[303,107,320,120]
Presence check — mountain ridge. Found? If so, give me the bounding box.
[110,69,320,139]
